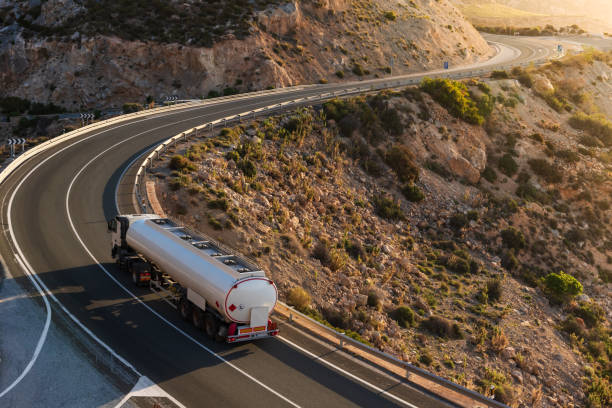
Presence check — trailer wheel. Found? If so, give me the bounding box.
[192,308,204,329]
[204,312,218,339]
[216,324,228,343]
[131,270,141,286]
[118,257,128,273]
[179,298,192,322]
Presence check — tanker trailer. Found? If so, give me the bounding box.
[108,214,279,342]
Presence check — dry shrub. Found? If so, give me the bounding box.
[530,385,543,407]
[421,315,463,339]
[280,234,305,257]
[287,286,310,311]
[490,327,509,353]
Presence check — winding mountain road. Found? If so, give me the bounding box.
[0,34,607,408]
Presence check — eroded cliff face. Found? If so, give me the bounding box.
[0,0,492,109]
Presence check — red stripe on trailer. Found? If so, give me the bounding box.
[224,278,278,323]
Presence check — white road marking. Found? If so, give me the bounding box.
[114,376,186,408]
[0,99,278,405]
[277,336,419,408]
[0,254,51,399]
[64,115,302,408]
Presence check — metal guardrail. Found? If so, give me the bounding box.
[127,59,562,407]
[274,302,508,408]
[0,48,557,407]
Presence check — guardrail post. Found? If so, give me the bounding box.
[182,132,186,142]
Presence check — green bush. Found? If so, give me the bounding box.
[323,98,352,122]
[543,271,583,302]
[586,375,612,408]
[486,278,503,303]
[447,255,471,274]
[481,166,497,183]
[207,90,220,98]
[312,242,331,266]
[425,160,452,179]
[449,212,468,230]
[372,193,404,220]
[501,249,519,271]
[491,70,509,79]
[498,153,518,177]
[169,155,196,172]
[418,352,433,366]
[528,159,562,183]
[225,150,240,162]
[29,101,65,115]
[393,306,415,328]
[501,227,526,250]
[569,112,612,146]
[367,290,381,308]
[516,183,552,204]
[207,198,229,211]
[379,108,403,135]
[0,96,31,115]
[421,315,462,339]
[383,11,397,21]
[352,63,366,76]
[573,302,605,328]
[420,78,485,125]
[401,184,425,202]
[238,159,257,178]
[335,70,345,79]
[385,145,419,183]
[122,103,143,113]
[556,149,579,163]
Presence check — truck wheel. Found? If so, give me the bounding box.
[119,256,128,273]
[204,312,218,339]
[216,324,228,343]
[131,270,142,286]
[192,308,204,329]
[179,298,192,321]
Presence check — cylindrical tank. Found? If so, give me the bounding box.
[126,218,277,323]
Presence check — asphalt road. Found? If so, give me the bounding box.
[1,35,608,408]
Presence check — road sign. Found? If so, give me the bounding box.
[444,61,449,70]
[80,112,94,126]
[6,138,26,157]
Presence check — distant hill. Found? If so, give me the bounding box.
[451,0,612,33]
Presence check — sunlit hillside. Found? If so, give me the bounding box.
[452,0,612,33]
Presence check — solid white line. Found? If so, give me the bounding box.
[65,145,302,408]
[0,103,256,402]
[0,254,51,398]
[277,336,419,408]
[4,103,301,407]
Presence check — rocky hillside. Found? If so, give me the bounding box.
[0,0,491,110]
[151,50,612,407]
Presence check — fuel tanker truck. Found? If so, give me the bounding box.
[107,214,279,342]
